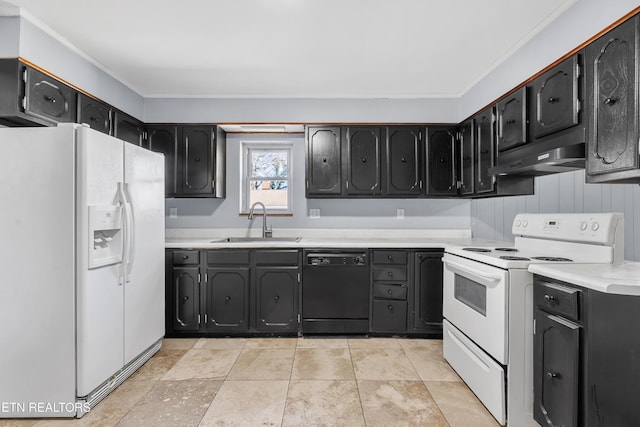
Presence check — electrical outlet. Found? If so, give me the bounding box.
[396,208,405,219]
[309,209,320,219]
[169,207,178,219]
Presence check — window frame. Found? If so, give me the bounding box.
[240,141,294,214]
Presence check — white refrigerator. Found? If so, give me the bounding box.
[0,124,165,418]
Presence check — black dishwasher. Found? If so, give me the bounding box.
[302,250,370,333]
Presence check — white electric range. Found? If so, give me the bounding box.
[442,213,624,426]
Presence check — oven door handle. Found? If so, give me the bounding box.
[444,258,504,282]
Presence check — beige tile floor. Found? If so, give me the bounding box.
[0,337,500,427]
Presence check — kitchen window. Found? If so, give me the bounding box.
[241,142,292,214]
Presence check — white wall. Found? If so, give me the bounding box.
[459,0,640,120]
[0,16,19,57]
[471,170,640,261]
[165,133,472,230]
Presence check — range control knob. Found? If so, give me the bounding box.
[515,220,522,227]
[592,222,600,231]
[580,222,588,231]
[522,220,528,228]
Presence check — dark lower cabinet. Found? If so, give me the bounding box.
[172,266,200,332]
[534,274,640,427]
[205,267,250,332]
[254,267,299,333]
[586,14,640,183]
[410,251,443,335]
[165,249,300,336]
[534,309,580,427]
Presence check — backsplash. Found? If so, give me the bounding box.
[471,169,640,261]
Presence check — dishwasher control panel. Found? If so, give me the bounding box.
[306,252,368,266]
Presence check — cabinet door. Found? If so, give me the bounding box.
[77,93,111,135]
[497,87,528,152]
[534,309,580,427]
[306,126,342,196]
[475,107,496,194]
[204,267,250,332]
[113,111,143,146]
[179,126,215,195]
[586,15,639,176]
[425,127,458,195]
[386,126,421,196]
[371,300,407,333]
[24,66,76,125]
[146,125,178,197]
[412,252,443,333]
[458,120,474,196]
[531,55,580,139]
[171,266,200,331]
[344,126,382,195]
[254,267,299,332]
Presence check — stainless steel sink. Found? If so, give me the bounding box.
[211,237,302,243]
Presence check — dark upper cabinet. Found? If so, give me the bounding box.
[586,15,640,183]
[386,126,422,196]
[0,59,77,127]
[77,93,111,135]
[113,110,144,146]
[145,124,225,198]
[530,54,581,139]
[458,120,475,196]
[306,126,342,196]
[344,126,382,195]
[179,126,215,196]
[424,126,458,196]
[497,87,528,153]
[146,125,179,197]
[475,107,496,194]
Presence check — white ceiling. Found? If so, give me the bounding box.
[4,0,576,99]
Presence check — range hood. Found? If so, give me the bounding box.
[489,142,585,176]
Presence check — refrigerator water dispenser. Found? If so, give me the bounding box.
[88,205,123,268]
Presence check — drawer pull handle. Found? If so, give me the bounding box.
[225,296,231,302]
[182,296,189,302]
[387,289,393,294]
[387,255,393,260]
[546,371,559,379]
[387,272,393,277]
[387,305,393,311]
[275,295,280,302]
[544,294,555,302]
[183,255,189,260]
[361,158,367,163]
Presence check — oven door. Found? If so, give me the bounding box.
[442,253,509,364]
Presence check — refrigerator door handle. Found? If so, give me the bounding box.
[123,182,136,280]
[117,182,133,284]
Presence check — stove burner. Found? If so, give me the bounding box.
[462,248,491,253]
[495,247,518,252]
[499,256,531,261]
[531,256,573,262]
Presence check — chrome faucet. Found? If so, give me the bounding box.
[248,202,272,238]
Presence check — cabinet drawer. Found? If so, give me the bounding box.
[373,283,407,300]
[535,281,581,321]
[173,250,200,265]
[255,250,299,266]
[372,250,407,265]
[371,300,407,332]
[372,267,407,281]
[207,250,250,265]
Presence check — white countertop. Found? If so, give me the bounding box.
[165,227,507,250]
[529,262,640,296]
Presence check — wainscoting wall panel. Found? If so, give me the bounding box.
[471,170,640,261]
